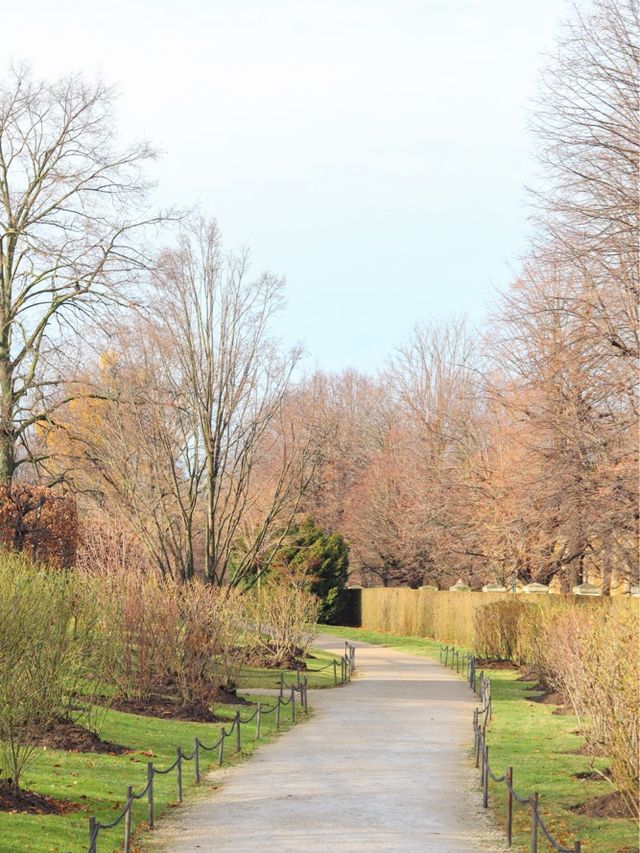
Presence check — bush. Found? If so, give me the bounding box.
[540,603,639,813]
[245,579,319,666]
[473,595,639,812]
[83,553,248,709]
[172,583,244,711]
[273,517,349,624]
[0,553,106,791]
[0,485,77,568]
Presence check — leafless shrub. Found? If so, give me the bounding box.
[0,552,108,791]
[245,579,319,667]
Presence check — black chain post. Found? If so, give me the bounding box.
[530,792,538,853]
[194,737,200,783]
[88,816,98,853]
[147,762,154,828]
[124,787,132,853]
[176,747,183,802]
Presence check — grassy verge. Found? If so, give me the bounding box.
[318,624,446,658]
[0,691,303,853]
[321,625,637,853]
[484,669,637,853]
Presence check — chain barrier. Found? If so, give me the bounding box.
[439,644,581,853]
[87,643,355,852]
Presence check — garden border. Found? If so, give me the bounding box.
[439,645,581,853]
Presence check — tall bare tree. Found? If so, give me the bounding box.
[0,65,158,484]
[153,218,310,585]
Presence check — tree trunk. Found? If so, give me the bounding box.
[0,345,16,487]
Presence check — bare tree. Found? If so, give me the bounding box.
[153,218,310,586]
[44,319,203,580]
[532,0,639,361]
[0,65,159,485]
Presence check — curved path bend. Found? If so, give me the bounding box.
[157,635,505,853]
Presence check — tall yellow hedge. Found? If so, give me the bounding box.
[358,587,635,649]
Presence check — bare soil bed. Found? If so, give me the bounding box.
[0,781,80,815]
[29,718,130,754]
[569,790,638,820]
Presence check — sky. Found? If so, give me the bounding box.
[4,0,571,372]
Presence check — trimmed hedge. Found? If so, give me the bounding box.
[354,586,637,650]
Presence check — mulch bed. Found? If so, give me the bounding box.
[245,646,309,671]
[105,692,251,721]
[108,695,219,722]
[476,659,519,671]
[573,768,612,781]
[216,688,252,707]
[0,781,80,815]
[569,790,638,819]
[29,718,130,755]
[515,670,539,682]
[524,686,572,714]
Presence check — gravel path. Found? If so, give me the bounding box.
[156,634,505,853]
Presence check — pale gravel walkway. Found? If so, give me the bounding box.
[156,635,505,853]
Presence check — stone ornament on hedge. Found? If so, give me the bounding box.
[522,582,550,594]
[449,578,471,592]
[572,582,601,596]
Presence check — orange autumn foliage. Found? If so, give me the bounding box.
[0,485,77,568]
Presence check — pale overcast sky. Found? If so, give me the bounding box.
[5,0,571,371]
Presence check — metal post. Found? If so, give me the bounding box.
[88,817,98,853]
[176,747,183,802]
[530,792,538,853]
[506,767,513,846]
[218,731,225,766]
[333,659,338,686]
[303,676,309,712]
[444,646,449,666]
[290,685,296,721]
[279,672,284,697]
[276,697,281,729]
[256,703,261,739]
[147,762,154,828]
[124,787,133,853]
[474,711,480,767]
[235,712,241,752]
[194,737,200,783]
[296,669,301,688]
[483,746,489,808]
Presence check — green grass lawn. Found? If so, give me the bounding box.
[236,645,343,690]
[0,691,303,853]
[318,624,446,658]
[321,625,638,853]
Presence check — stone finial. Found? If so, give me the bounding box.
[522,582,550,594]
[572,582,601,596]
